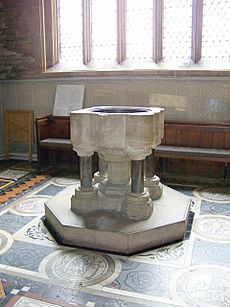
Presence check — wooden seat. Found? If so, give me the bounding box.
[35,115,78,171]
[155,145,230,162]
[154,121,230,183]
[39,138,72,148]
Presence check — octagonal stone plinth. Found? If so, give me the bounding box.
[45,184,191,255]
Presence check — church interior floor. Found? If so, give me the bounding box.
[0,160,229,306]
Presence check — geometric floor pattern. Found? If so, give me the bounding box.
[0,162,49,206]
[0,162,230,306]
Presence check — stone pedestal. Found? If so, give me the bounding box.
[69,106,164,221]
[45,106,191,254]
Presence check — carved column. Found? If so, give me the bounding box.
[131,159,144,194]
[80,156,92,189]
[94,154,107,184]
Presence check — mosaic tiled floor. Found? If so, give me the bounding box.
[0,179,13,190]
[0,162,49,206]
[0,175,50,206]
[0,162,230,306]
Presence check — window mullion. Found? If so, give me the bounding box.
[50,0,58,66]
[41,0,59,69]
[192,0,203,63]
[153,0,163,63]
[83,0,92,65]
[39,0,47,72]
[117,0,126,64]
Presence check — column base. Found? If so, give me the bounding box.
[121,188,153,220]
[71,185,98,214]
[97,180,131,212]
[145,175,163,200]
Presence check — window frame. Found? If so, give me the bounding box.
[40,0,230,78]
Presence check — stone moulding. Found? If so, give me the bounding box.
[70,106,164,160]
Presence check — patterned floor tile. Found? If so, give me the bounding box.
[0,170,31,181]
[3,294,81,307]
[0,175,49,205]
[192,214,230,243]
[35,183,66,197]
[192,238,230,267]
[13,217,56,246]
[200,199,230,216]
[107,259,178,298]
[0,212,34,234]
[44,249,120,287]
[0,240,55,271]
[170,265,230,307]
[194,186,230,202]
[0,179,14,189]
[0,230,14,256]
[53,177,80,186]
[10,196,50,216]
[0,272,150,307]
[132,241,189,266]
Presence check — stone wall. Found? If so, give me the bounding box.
[0,81,4,159]
[0,0,36,79]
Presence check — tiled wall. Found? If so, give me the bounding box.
[1,77,230,158]
[2,77,230,121]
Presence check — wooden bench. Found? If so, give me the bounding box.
[155,122,230,183]
[35,115,78,171]
[35,117,230,182]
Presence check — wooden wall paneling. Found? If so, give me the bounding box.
[185,160,195,176]
[176,128,189,146]
[199,130,212,148]
[224,131,230,149]
[210,161,225,177]
[212,131,225,149]
[163,125,177,145]
[49,117,70,139]
[188,130,201,147]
